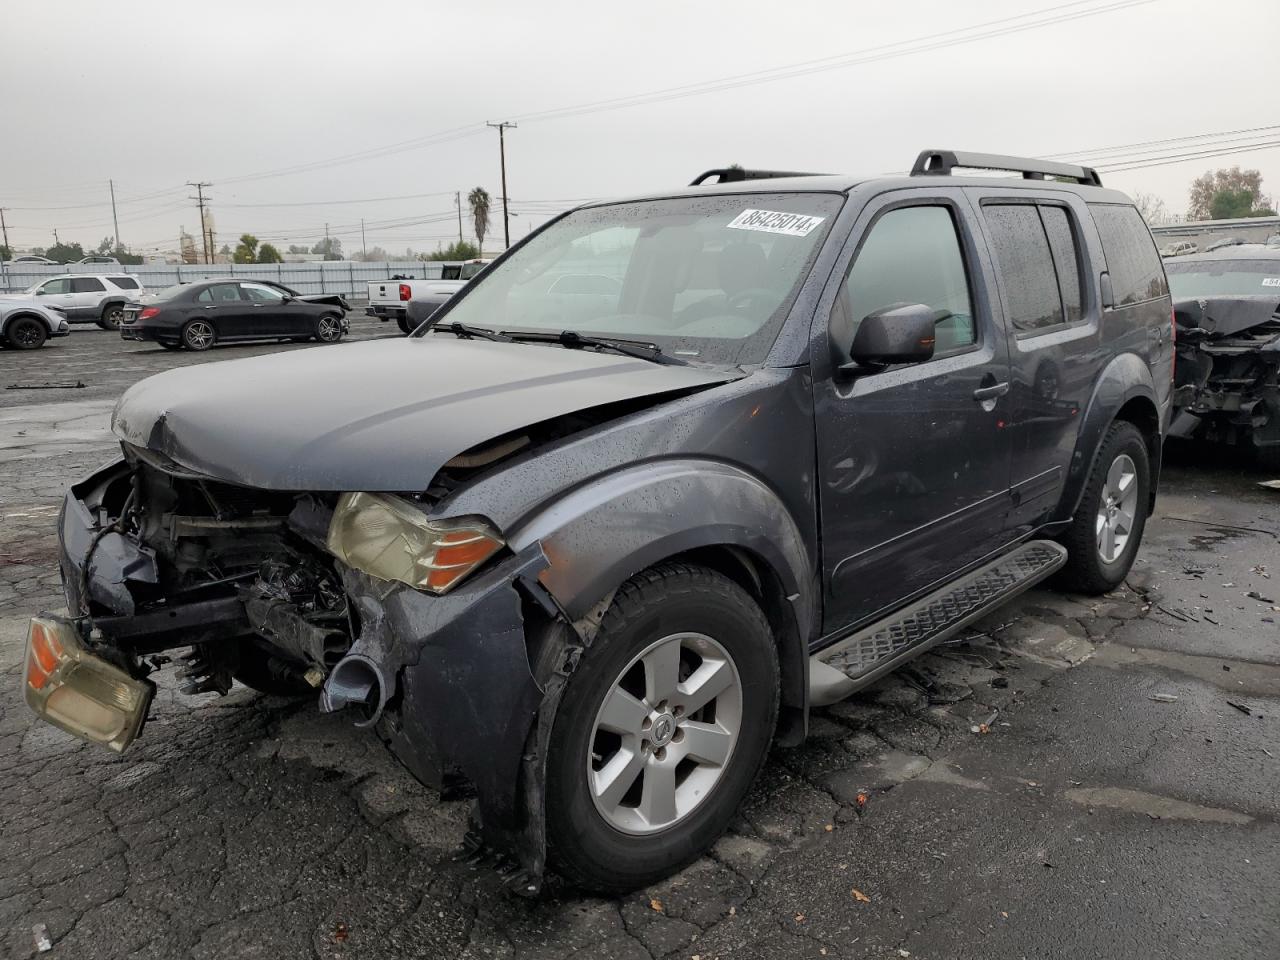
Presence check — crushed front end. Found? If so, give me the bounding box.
[1171,296,1280,462]
[29,447,570,892]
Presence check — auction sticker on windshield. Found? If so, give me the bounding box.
[727,209,825,237]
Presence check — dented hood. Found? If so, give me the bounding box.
[112,337,734,491]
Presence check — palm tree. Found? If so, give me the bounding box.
[468,187,491,255]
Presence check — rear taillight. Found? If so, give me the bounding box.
[139,307,160,320]
[398,283,411,302]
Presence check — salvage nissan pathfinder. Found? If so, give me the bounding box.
[25,151,1174,894]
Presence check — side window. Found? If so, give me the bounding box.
[1089,204,1169,306]
[1040,206,1084,324]
[107,276,139,290]
[38,278,70,295]
[197,283,241,303]
[838,205,976,355]
[71,277,106,293]
[241,283,285,302]
[983,205,1064,333]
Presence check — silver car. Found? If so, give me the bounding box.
[0,299,70,349]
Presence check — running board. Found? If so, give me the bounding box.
[809,540,1067,706]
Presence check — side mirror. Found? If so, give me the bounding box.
[845,302,938,369]
[280,294,295,303]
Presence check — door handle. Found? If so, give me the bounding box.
[973,382,1010,401]
[204,305,217,310]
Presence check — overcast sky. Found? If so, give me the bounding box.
[3,0,1277,256]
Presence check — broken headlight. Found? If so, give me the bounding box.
[326,492,503,595]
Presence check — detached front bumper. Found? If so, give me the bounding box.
[43,458,565,889]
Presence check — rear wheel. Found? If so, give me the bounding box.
[6,317,47,350]
[397,316,414,334]
[98,304,124,330]
[182,319,216,351]
[315,314,344,343]
[546,563,779,893]
[1057,420,1149,594]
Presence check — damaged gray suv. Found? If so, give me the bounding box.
[24,151,1174,894]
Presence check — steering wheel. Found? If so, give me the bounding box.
[725,287,777,313]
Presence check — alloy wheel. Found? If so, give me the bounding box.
[184,321,214,350]
[317,316,341,341]
[587,632,742,835]
[103,306,124,328]
[1096,453,1138,563]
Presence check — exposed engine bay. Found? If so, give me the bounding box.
[78,448,356,699]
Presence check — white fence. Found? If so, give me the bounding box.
[0,260,455,297]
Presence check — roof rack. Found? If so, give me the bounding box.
[690,168,828,186]
[910,150,1102,186]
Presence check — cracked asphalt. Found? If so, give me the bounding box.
[2,322,1278,959]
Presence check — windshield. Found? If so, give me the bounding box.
[460,261,487,279]
[1165,258,1280,297]
[432,192,843,365]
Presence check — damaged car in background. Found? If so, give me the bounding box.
[24,150,1174,895]
[1166,244,1280,469]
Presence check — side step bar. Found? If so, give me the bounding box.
[809,540,1067,706]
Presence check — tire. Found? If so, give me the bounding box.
[98,303,125,330]
[315,314,344,343]
[5,317,47,350]
[546,562,779,893]
[158,342,184,351]
[1056,421,1150,594]
[231,638,313,697]
[181,319,216,351]
[397,316,414,334]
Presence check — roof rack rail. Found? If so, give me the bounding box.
[690,168,827,186]
[910,150,1102,186]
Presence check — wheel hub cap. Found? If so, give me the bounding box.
[587,631,742,835]
[1096,453,1138,564]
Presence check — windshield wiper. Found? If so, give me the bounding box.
[506,329,687,365]
[434,321,512,342]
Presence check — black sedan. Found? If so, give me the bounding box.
[120,279,350,351]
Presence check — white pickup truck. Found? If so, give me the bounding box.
[366,259,490,333]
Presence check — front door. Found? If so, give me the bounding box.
[239,282,302,336]
[814,191,1013,636]
[34,278,75,316]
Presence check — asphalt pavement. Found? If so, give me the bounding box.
[1,323,1277,959]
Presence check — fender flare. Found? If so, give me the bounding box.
[506,458,814,638]
[1057,352,1161,522]
[0,309,58,335]
[98,297,129,314]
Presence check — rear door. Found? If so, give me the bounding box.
[970,191,1102,535]
[814,188,1014,635]
[70,276,107,320]
[194,282,246,337]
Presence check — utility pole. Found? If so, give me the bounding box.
[486,121,517,249]
[360,219,367,260]
[455,191,464,246]
[187,182,212,264]
[0,208,10,253]
[109,179,121,252]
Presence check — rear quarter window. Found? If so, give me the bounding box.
[1089,204,1169,306]
[108,276,140,290]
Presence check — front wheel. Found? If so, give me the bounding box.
[315,314,344,343]
[6,317,47,350]
[546,562,779,893]
[1056,420,1150,594]
[181,319,216,351]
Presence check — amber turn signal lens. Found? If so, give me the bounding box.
[26,620,65,690]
